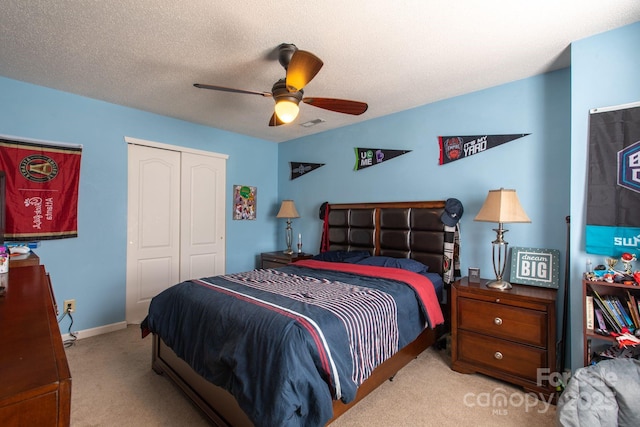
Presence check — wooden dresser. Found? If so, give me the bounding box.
[0,265,72,426]
[451,277,557,400]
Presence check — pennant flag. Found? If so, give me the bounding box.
[0,136,82,240]
[290,162,325,180]
[438,134,529,165]
[354,148,411,171]
[586,104,640,256]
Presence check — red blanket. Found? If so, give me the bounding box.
[293,259,445,327]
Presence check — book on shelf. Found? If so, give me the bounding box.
[604,297,625,327]
[591,290,622,332]
[586,295,594,330]
[627,290,640,328]
[594,308,607,330]
[611,296,635,331]
[605,295,634,331]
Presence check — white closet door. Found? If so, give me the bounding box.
[126,144,181,324]
[179,152,226,281]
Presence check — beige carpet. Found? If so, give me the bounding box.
[65,325,556,426]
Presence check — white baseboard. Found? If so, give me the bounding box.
[61,321,128,341]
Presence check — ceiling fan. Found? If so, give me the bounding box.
[194,43,368,127]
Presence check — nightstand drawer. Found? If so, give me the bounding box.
[457,330,547,382]
[262,259,286,268]
[457,297,547,347]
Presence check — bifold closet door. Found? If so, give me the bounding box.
[179,152,226,282]
[127,143,227,323]
[126,144,181,323]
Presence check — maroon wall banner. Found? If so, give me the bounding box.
[290,162,325,180]
[0,137,82,240]
[354,148,411,171]
[438,134,529,165]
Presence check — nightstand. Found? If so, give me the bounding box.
[260,251,313,268]
[451,277,557,401]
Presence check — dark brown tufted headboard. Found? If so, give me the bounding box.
[326,201,447,276]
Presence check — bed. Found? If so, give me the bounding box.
[142,200,458,426]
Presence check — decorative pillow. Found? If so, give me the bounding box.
[312,250,371,263]
[342,253,372,264]
[355,256,429,273]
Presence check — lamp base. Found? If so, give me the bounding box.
[486,279,512,290]
[283,248,294,255]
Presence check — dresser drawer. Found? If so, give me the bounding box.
[457,297,547,347]
[457,330,547,382]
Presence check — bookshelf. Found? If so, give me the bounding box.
[583,276,640,366]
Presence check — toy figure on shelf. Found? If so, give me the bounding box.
[612,327,640,348]
[620,252,636,275]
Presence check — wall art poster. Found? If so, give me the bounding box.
[0,136,82,240]
[509,247,560,288]
[233,185,257,220]
[290,162,325,180]
[586,104,640,256]
[438,134,529,165]
[354,147,411,171]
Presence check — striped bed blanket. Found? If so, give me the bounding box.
[142,260,442,427]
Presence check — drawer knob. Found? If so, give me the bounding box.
[494,317,503,326]
[495,298,501,303]
[494,351,503,360]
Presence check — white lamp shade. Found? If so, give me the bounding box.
[474,188,531,223]
[274,100,300,123]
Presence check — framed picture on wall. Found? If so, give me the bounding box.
[509,247,560,288]
[233,185,256,220]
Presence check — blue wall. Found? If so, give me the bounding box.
[279,70,571,300]
[570,21,640,370]
[0,77,279,332]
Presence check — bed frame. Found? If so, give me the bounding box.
[152,200,449,426]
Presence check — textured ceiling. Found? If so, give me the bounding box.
[1,1,639,142]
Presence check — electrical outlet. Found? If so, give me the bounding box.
[63,299,76,314]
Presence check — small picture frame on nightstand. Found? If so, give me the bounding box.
[468,267,480,283]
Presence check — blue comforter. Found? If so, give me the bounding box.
[142,262,442,427]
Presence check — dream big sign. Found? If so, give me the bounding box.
[509,247,560,289]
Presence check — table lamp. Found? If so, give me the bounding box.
[474,188,531,290]
[276,200,300,255]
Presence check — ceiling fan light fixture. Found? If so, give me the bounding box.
[194,45,367,127]
[274,98,300,123]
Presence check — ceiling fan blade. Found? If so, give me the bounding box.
[285,50,323,92]
[268,112,285,127]
[303,98,368,115]
[193,83,272,97]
